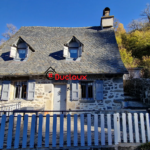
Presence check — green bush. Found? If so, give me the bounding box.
[138,142,150,150]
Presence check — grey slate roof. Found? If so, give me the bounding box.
[0,26,128,76]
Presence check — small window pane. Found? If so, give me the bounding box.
[18,49,26,59]
[70,49,78,58]
[21,84,27,99]
[15,85,20,98]
[88,84,93,98]
[81,84,86,98]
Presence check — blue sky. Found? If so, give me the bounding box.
[0,0,149,39]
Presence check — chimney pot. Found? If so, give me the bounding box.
[103,7,110,16]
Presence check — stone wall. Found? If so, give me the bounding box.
[124,78,150,104]
[0,74,124,111]
[67,75,124,111]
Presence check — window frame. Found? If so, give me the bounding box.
[15,48,27,60]
[81,81,94,100]
[14,81,27,100]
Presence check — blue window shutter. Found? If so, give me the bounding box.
[27,80,35,100]
[1,81,11,101]
[72,81,79,100]
[96,80,103,100]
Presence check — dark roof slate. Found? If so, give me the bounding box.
[0,26,128,76]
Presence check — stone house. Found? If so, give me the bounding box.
[0,7,128,112]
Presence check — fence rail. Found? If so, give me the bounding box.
[0,112,150,149]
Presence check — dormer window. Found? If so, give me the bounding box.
[10,37,31,61]
[16,42,27,60]
[17,49,26,59]
[70,48,78,59]
[63,36,84,61]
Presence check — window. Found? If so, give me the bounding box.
[70,48,78,58]
[81,82,93,100]
[16,42,27,60]
[1,80,35,101]
[10,39,29,61]
[63,36,83,60]
[14,81,27,99]
[17,49,26,59]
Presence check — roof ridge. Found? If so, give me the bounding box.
[21,26,101,28]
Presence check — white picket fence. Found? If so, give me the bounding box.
[0,112,150,149]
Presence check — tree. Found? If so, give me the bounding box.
[113,18,120,31]
[2,24,17,40]
[0,24,17,45]
[116,23,126,34]
[141,3,150,23]
[127,19,145,31]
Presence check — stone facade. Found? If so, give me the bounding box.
[0,74,124,112]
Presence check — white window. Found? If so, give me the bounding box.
[1,80,35,101]
[10,40,29,61]
[63,36,83,60]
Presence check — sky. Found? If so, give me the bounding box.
[0,0,149,39]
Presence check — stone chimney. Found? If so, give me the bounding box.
[101,7,114,29]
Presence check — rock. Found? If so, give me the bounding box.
[107,107,112,110]
[108,95,114,98]
[119,84,123,88]
[105,100,111,104]
[113,99,124,103]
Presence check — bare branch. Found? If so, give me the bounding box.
[0,39,6,46]
[2,24,17,40]
[127,19,147,32]
[113,18,120,31]
[141,3,150,23]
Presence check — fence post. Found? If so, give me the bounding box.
[87,114,91,146]
[0,115,6,149]
[101,114,105,145]
[140,113,146,143]
[128,113,133,143]
[74,114,78,146]
[114,114,118,145]
[107,114,112,145]
[146,113,150,142]
[80,114,85,146]
[67,114,71,147]
[94,114,98,146]
[52,114,57,147]
[134,113,139,143]
[116,113,120,143]
[122,113,127,143]
[60,114,64,147]
[45,114,50,147]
